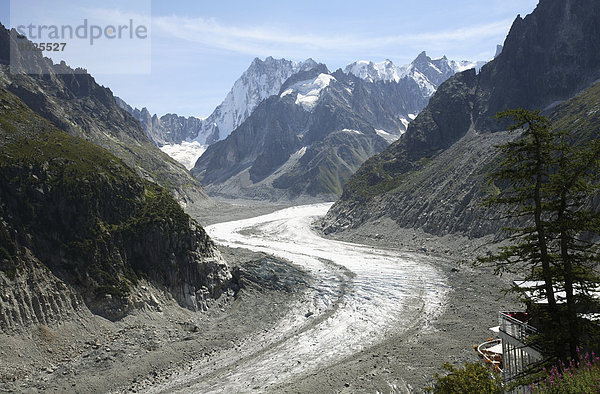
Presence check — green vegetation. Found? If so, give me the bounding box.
[427,362,503,393]
[0,212,16,276]
[551,82,600,144]
[478,109,600,362]
[531,349,600,393]
[340,147,411,200]
[0,88,198,301]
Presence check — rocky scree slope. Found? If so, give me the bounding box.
[0,26,206,205]
[323,0,600,237]
[0,88,232,329]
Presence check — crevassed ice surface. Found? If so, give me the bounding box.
[150,203,449,393]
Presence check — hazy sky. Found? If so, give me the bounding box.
[2,0,538,117]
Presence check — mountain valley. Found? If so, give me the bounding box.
[1,0,600,392]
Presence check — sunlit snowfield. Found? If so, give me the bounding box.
[151,203,449,393]
[159,141,207,170]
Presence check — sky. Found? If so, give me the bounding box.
[1,0,538,117]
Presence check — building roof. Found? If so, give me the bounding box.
[514,280,600,305]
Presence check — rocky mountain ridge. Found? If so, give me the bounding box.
[187,51,485,200]
[118,57,322,146]
[345,51,485,96]
[120,53,484,177]
[0,26,206,206]
[323,0,600,238]
[114,97,205,147]
[0,86,232,328]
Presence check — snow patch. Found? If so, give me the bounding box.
[450,59,488,73]
[192,58,320,144]
[344,54,486,99]
[280,89,294,98]
[160,141,207,170]
[289,73,336,111]
[376,129,403,144]
[400,118,410,130]
[295,146,308,157]
[341,129,362,135]
[345,59,401,83]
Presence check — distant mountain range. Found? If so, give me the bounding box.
[345,53,484,95]
[189,53,484,200]
[323,0,600,238]
[119,52,485,197]
[118,57,320,147]
[119,53,484,149]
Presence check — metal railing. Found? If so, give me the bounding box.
[499,312,538,342]
[477,339,503,373]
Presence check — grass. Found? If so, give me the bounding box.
[551,82,600,143]
[426,362,502,393]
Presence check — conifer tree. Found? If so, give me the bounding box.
[479,109,600,362]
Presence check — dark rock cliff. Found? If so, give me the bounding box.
[324,0,600,237]
[475,0,600,130]
[0,25,207,205]
[191,70,412,199]
[0,88,231,327]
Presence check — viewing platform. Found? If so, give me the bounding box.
[497,311,542,383]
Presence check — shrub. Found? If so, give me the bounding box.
[427,362,502,393]
[531,348,600,393]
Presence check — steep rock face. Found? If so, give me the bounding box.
[0,254,84,331]
[201,57,320,144]
[475,0,600,130]
[193,97,309,186]
[115,98,205,147]
[395,70,478,160]
[148,113,204,146]
[118,57,321,147]
[0,88,231,324]
[0,26,206,205]
[324,0,600,237]
[191,69,405,199]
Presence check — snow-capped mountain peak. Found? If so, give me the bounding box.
[346,51,486,98]
[344,59,402,83]
[194,57,324,144]
[120,52,485,171]
[280,73,336,111]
